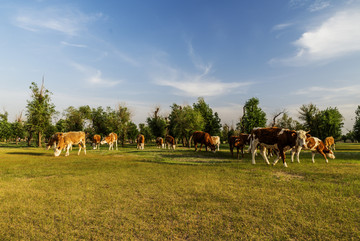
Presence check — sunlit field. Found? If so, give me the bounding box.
[0,142,359,240]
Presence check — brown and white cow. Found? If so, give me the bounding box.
[165,135,176,150]
[137,134,145,150]
[191,131,216,152]
[229,134,250,159]
[291,136,335,163]
[100,133,118,150]
[92,134,101,150]
[249,127,308,167]
[47,132,62,150]
[54,131,86,157]
[324,136,335,151]
[211,136,220,151]
[156,137,165,149]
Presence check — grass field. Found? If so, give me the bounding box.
[0,142,359,240]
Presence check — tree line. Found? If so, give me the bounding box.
[0,81,358,147]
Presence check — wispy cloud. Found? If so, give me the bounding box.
[289,0,331,11]
[13,7,103,36]
[61,41,87,48]
[272,23,293,31]
[308,0,331,12]
[71,62,122,87]
[152,45,252,97]
[270,8,360,65]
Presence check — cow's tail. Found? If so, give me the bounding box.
[247,133,254,153]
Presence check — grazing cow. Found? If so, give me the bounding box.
[47,132,62,150]
[211,136,221,151]
[291,136,335,163]
[249,127,308,167]
[165,135,176,150]
[137,134,145,150]
[156,137,165,149]
[92,134,101,150]
[100,133,118,150]
[229,134,250,159]
[324,136,336,151]
[191,131,216,152]
[54,131,86,157]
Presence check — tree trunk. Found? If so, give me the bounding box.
[38,131,42,147]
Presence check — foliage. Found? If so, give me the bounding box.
[299,104,344,140]
[127,121,139,143]
[0,111,11,142]
[193,97,222,136]
[353,105,360,142]
[25,81,56,147]
[220,123,235,143]
[237,97,267,133]
[276,113,303,130]
[146,107,167,138]
[168,104,204,146]
[139,123,153,142]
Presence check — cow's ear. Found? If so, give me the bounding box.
[291,132,297,137]
[306,133,311,138]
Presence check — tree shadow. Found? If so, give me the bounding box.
[6,152,47,156]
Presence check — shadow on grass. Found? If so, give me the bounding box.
[6,152,47,156]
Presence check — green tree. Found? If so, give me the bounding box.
[193,97,222,136]
[276,113,303,130]
[25,81,56,147]
[146,107,167,138]
[168,104,204,146]
[127,121,139,144]
[114,104,132,146]
[0,111,11,142]
[237,97,266,133]
[299,104,343,139]
[139,123,153,142]
[353,106,360,142]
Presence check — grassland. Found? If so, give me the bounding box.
[0,142,359,240]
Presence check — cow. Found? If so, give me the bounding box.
[191,131,216,152]
[165,135,176,150]
[47,132,62,150]
[54,131,86,157]
[100,133,118,150]
[249,127,308,167]
[229,134,250,159]
[137,134,145,150]
[211,136,221,151]
[156,137,165,149]
[324,136,336,151]
[92,134,101,150]
[291,136,335,163]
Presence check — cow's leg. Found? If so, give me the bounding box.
[65,145,71,156]
[259,146,270,165]
[272,151,281,165]
[230,145,234,157]
[311,151,316,163]
[250,139,258,165]
[115,140,118,150]
[236,147,240,160]
[200,143,203,151]
[77,143,82,155]
[83,141,86,155]
[281,150,288,167]
[194,142,198,151]
[318,150,328,163]
[241,146,244,158]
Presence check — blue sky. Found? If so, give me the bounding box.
[1,0,360,132]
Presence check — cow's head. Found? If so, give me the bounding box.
[209,144,216,153]
[54,133,65,157]
[327,150,335,159]
[296,130,309,148]
[92,143,97,150]
[100,139,107,145]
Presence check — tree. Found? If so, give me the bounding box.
[299,104,343,139]
[0,111,11,142]
[353,106,360,142]
[139,123,153,142]
[193,97,222,136]
[276,112,303,130]
[114,104,132,146]
[237,97,266,133]
[127,121,139,143]
[25,81,56,147]
[146,107,167,138]
[168,104,204,146]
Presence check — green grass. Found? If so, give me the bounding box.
[0,142,359,240]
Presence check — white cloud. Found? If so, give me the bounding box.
[61,41,87,48]
[71,62,122,87]
[308,0,331,12]
[271,8,360,65]
[14,7,103,36]
[272,23,293,31]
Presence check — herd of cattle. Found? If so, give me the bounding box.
[47,127,336,167]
